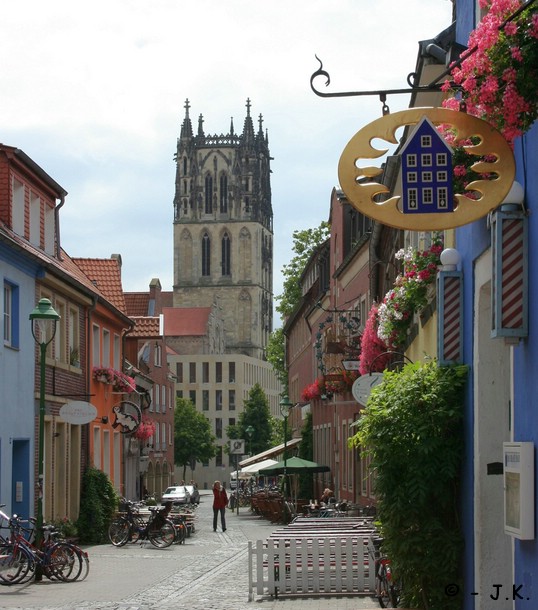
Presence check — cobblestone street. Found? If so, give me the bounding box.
[0,492,380,610]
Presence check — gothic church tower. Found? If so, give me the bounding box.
[173,99,273,359]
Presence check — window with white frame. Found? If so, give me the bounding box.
[113,334,120,370]
[92,324,100,366]
[3,281,19,348]
[68,307,80,366]
[29,192,40,247]
[155,383,160,413]
[154,343,162,367]
[102,329,110,367]
[12,178,25,236]
[54,299,66,363]
[162,385,166,410]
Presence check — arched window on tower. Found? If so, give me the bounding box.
[205,174,213,214]
[202,232,211,276]
[221,232,231,276]
[220,174,228,213]
[183,157,187,175]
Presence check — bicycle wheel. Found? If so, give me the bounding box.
[0,543,35,585]
[108,517,131,546]
[45,543,81,582]
[148,519,175,548]
[173,519,187,544]
[377,574,397,608]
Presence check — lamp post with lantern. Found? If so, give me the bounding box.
[29,298,60,576]
[279,395,292,501]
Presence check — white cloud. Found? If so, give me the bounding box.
[1,0,453,324]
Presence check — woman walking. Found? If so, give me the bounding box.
[212,480,228,532]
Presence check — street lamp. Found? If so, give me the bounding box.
[245,425,254,456]
[279,395,292,500]
[30,298,60,576]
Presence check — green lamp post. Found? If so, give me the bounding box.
[279,395,293,501]
[30,298,60,578]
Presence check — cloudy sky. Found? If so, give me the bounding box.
[1,0,453,327]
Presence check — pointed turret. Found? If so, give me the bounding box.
[179,99,193,139]
[241,98,255,146]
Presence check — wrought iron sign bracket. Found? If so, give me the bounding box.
[310,55,446,113]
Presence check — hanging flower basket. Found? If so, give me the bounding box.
[442,0,538,144]
[92,366,115,384]
[134,416,156,441]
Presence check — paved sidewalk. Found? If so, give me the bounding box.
[0,492,381,610]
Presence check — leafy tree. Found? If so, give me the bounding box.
[276,221,330,320]
[174,397,217,480]
[266,327,287,389]
[225,383,273,456]
[351,361,467,610]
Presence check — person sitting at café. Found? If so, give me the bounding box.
[320,488,334,506]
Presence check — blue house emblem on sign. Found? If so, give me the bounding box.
[401,117,453,214]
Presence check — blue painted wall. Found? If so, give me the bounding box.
[454,1,538,608]
[0,246,39,519]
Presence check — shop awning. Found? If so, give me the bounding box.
[239,438,301,468]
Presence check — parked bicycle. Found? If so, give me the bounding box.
[369,536,402,608]
[0,509,89,586]
[108,499,176,548]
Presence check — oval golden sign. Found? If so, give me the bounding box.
[338,107,515,230]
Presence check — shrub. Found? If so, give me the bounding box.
[351,361,468,610]
[76,467,118,544]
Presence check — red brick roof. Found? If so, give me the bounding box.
[130,316,160,338]
[125,293,150,317]
[163,307,211,336]
[73,256,126,313]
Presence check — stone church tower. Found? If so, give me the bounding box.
[172,99,273,359]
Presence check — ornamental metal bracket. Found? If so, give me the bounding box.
[310,55,445,108]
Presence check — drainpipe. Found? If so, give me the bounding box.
[54,194,66,259]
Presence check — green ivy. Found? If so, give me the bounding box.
[76,467,118,544]
[351,361,467,610]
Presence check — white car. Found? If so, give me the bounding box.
[161,485,191,505]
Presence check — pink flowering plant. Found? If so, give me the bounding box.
[443,0,538,144]
[301,378,324,401]
[92,366,115,384]
[134,415,156,441]
[359,304,392,375]
[377,236,443,348]
[113,370,136,393]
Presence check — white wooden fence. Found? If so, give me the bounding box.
[248,536,376,600]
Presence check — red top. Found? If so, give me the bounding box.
[213,487,228,509]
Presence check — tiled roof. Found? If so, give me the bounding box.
[130,316,160,338]
[125,293,150,317]
[163,307,211,336]
[73,257,126,313]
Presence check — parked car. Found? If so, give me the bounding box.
[161,485,191,505]
[185,485,200,505]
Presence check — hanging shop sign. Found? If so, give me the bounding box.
[338,107,515,230]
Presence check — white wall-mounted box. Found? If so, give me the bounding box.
[503,442,534,540]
